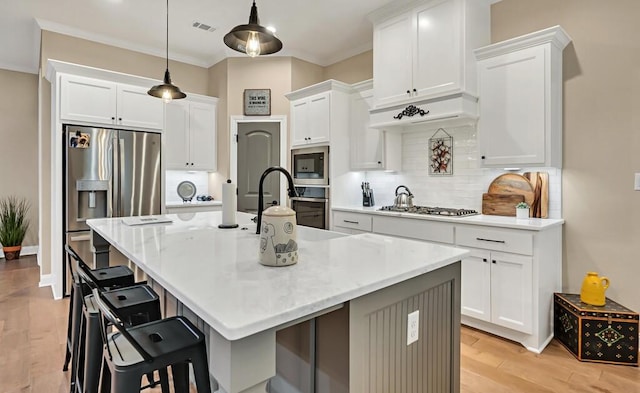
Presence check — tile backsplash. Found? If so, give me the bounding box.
[165,171,210,204]
[363,126,562,218]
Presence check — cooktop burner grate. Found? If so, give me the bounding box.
[379,205,478,217]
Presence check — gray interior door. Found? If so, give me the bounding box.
[237,122,280,213]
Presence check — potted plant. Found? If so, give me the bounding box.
[515,202,530,219]
[0,196,30,260]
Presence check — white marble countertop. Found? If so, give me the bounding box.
[332,205,564,230]
[165,200,222,208]
[87,212,468,341]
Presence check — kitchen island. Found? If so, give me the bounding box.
[87,211,469,393]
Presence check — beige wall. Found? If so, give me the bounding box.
[40,31,209,94]
[0,70,38,247]
[323,50,373,84]
[207,56,293,197]
[492,0,640,311]
[291,57,324,91]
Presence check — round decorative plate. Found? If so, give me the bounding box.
[177,180,197,202]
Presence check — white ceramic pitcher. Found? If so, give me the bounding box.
[259,205,298,267]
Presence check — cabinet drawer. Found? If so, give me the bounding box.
[333,211,372,232]
[456,225,533,256]
[373,216,454,244]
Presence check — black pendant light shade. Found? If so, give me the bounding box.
[148,0,186,102]
[148,69,186,101]
[224,1,283,57]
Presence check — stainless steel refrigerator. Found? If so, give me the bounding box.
[63,125,161,293]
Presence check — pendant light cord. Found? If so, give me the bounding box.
[166,0,169,71]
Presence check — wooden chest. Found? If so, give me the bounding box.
[554,293,638,366]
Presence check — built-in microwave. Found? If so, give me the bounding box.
[291,146,329,185]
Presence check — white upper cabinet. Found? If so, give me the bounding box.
[60,74,163,131]
[164,100,189,169]
[286,80,351,148]
[349,82,401,171]
[475,26,571,168]
[290,92,331,147]
[370,0,491,110]
[165,96,218,171]
[116,85,164,130]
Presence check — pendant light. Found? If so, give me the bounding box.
[224,1,283,57]
[148,0,186,103]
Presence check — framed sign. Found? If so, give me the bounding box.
[244,89,271,116]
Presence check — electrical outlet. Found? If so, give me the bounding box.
[407,310,419,345]
[635,173,640,191]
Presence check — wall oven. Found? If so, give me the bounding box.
[291,146,329,186]
[291,187,329,230]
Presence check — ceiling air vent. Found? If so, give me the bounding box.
[192,21,216,33]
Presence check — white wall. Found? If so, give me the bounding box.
[360,125,562,218]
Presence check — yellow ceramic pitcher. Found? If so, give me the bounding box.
[580,272,610,306]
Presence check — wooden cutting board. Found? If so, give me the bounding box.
[488,173,535,208]
[523,172,549,218]
[482,193,525,216]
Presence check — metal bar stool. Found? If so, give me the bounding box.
[93,287,212,393]
[72,249,165,393]
[64,245,135,393]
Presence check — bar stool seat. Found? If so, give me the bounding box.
[94,288,211,393]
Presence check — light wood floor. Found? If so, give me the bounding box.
[1,256,638,392]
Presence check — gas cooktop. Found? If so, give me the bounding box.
[379,205,478,217]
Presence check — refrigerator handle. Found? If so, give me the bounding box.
[118,138,125,217]
[112,136,120,217]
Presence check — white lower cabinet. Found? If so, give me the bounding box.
[461,248,533,334]
[332,211,372,234]
[457,224,561,353]
[330,209,562,352]
[372,215,454,244]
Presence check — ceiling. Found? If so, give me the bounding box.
[0,0,398,74]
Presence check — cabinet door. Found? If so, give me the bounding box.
[188,101,217,171]
[290,99,309,147]
[164,101,190,169]
[461,249,491,322]
[413,0,461,97]
[478,46,546,166]
[350,90,384,170]
[116,84,164,130]
[490,251,533,334]
[307,93,330,144]
[60,74,117,125]
[373,12,413,107]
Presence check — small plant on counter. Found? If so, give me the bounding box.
[515,202,530,209]
[0,196,30,260]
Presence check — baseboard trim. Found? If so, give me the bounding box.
[39,273,62,300]
[0,245,39,259]
[39,273,55,288]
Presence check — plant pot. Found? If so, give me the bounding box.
[516,208,530,219]
[2,245,22,260]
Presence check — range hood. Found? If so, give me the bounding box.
[369,92,478,132]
